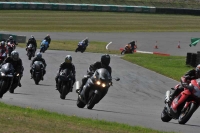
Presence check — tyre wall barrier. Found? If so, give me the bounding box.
[0,33,26,43]
[0,2,156,13]
[186,52,200,67]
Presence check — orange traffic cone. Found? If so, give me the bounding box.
[154,41,158,49]
[177,41,181,48]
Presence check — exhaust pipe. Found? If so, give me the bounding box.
[76,81,80,90]
[165,90,171,103]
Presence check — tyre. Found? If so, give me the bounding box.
[121,50,126,55]
[77,96,86,108]
[0,80,8,98]
[75,48,78,52]
[28,54,32,60]
[60,84,69,99]
[34,74,40,85]
[161,107,172,122]
[87,93,99,109]
[178,102,197,124]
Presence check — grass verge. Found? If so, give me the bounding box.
[0,102,173,133]
[1,10,200,32]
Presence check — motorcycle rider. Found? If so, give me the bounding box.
[128,40,136,53]
[82,37,89,47]
[77,54,112,94]
[44,34,51,47]
[166,64,200,114]
[1,51,23,87]
[55,55,76,92]
[30,52,47,80]
[26,35,37,57]
[6,36,18,46]
[0,41,7,56]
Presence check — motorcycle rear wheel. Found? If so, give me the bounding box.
[178,102,197,124]
[161,107,172,122]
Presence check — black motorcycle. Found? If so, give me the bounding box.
[31,61,45,85]
[0,63,15,98]
[76,68,120,109]
[57,68,74,99]
[27,43,34,60]
[75,41,87,53]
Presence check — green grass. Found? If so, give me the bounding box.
[19,40,119,54]
[1,10,200,32]
[122,53,193,81]
[0,102,173,133]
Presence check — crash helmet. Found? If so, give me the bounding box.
[101,54,110,67]
[0,41,5,47]
[11,51,19,61]
[31,35,35,39]
[36,52,42,59]
[196,64,200,78]
[65,55,72,63]
[9,36,13,40]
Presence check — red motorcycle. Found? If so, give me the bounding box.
[161,77,200,124]
[7,42,16,56]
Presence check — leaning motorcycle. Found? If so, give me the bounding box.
[31,61,44,85]
[40,40,49,53]
[0,63,15,98]
[161,77,200,124]
[57,68,74,99]
[76,68,120,109]
[27,43,34,60]
[75,41,87,53]
[121,45,137,55]
[7,41,16,56]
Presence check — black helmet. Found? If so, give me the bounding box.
[11,51,19,61]
[36,52,42,59]
[65,55,72,63]
[101,54,110,67]
[196,64,200,77]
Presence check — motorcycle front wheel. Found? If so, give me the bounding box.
[161,107,172,122]
[87,93,100,109]
[77,96,86,108]
[121,50,126,55]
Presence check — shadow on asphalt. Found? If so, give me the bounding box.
[169,122,200,127]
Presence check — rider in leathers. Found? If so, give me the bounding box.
[78,54,112,96]
[30,52,47,80]
[6,36,18,45]
[1,51,23,87]
[55,55,76,92]
[26,35,37,57]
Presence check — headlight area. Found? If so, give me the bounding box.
[1,72,5,76]
[96,81,110,88]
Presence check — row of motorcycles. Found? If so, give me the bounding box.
[26,39,49,60]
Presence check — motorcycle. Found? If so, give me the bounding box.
[76,68,120,109]
[31,61,45,85]
[27,44,34,60]
[0,49,7,64]
[161,77,200,124]
[7,41,16,56]
[40,40,49,53]
[120,45,137,55]
[0,63,15,98]
[57,68,74,99]
[75,41,87,53]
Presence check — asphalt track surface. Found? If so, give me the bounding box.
[1,31,200,133]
